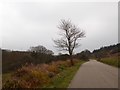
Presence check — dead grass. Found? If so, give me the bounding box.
[3,59,83,88]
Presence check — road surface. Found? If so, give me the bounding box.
[68,60,118,88]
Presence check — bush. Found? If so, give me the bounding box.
[47,65,59,74]
[3,64,50,88]
[3,59,80,88]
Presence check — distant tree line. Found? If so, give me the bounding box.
[2,45,69,73]
[75,49,91,61]
[92,43,120,60]
[2,43,120,73]
[75,43,120,61]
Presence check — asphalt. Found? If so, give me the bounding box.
[68,60,118,88]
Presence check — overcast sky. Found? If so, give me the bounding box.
[0,1,118,54]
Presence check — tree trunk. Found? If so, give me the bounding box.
[70,55,74,66]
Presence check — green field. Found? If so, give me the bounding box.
[99,56,120,68]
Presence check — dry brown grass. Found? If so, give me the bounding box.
[3,59,80,88]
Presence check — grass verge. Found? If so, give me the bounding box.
[99,56,120,68]
[44,60,85,88]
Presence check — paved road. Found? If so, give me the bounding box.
[68,60,118,88]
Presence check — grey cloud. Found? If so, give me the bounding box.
[1,2,118,54]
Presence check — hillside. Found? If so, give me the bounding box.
[92,43,120,59]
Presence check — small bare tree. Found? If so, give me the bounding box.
[29,45,54,55]
[54,19,85,65]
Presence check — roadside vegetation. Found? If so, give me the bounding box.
[99,56,120,68]
[91,43,120,68]
[3,59,85,88]
[2,46,69,74]
[44,60,85,88]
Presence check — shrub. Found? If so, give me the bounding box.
[47,65,59,74]
[3,64,51,88]
[3,59,80,88]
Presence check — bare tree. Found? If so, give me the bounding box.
[29,45,54,55]
[54,19,85,65]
